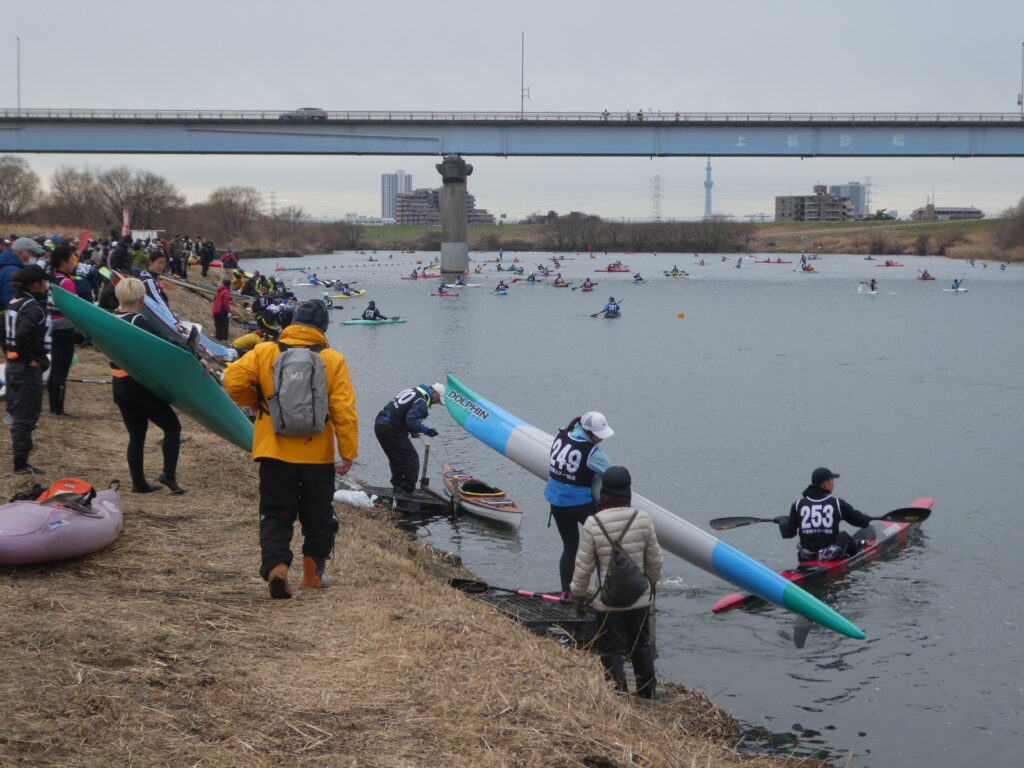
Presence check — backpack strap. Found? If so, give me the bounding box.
[592,508,642,595]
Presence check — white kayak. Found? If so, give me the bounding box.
[942,287,969,292]
[442,374,865,640]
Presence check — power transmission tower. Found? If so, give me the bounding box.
[650,175,664,221]
[269,190,278,217]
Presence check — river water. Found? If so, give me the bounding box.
[244,250,1024,768]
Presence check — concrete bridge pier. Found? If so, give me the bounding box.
[436,154,472,274]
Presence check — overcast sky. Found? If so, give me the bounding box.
[5,0,1024,220]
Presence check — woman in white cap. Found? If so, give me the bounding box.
[544,410,614,598]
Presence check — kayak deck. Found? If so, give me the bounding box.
[712,496,933,613]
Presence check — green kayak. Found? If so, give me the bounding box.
[339,318,407,326]
[50,286,254,452]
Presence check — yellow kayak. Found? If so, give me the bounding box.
[331,289,366,298]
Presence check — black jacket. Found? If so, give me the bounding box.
[779,484,871,552]
[4,291,50,369]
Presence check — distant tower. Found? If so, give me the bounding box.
[703,158,714,218]
[649,175,664,221]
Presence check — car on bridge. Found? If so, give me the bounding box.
[279,107,327,121]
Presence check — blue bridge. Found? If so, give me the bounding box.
[1,108,1023,157]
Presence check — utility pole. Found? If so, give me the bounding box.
[1019,42,1023,119]
[520,31,529,118]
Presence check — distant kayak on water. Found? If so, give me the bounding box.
[339,317,407,325]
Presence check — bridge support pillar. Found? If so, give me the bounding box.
[436,154,472,274]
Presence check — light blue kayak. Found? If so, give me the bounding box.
[442,374,865,641]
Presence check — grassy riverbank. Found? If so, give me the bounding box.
[0,280,826,767]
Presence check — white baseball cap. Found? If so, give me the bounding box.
[431,382,446,399]
[580,411,614,440]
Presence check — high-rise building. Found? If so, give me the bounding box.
[381,170,412,219]
[828,181,866,218]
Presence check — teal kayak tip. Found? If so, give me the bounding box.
[783,584,866,640]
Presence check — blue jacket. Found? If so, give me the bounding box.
[544,423,611,506]
[0,249,23,308]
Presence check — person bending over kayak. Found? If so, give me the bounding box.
[545,411,614,597]
[776,467,871,562]
[599,297,621,315]
[362,301,386,321]
[374,383,444,497]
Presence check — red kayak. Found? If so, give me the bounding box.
[917,275,936,280]
[431,292,460,297]
[711,496,933,613]
[754,259,793,264]
[402,275,434,280]
[595,268,630,273]
[876,262,904,267]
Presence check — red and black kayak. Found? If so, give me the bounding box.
[711,496,933,613]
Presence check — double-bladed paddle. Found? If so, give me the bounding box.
[448,577,568,603]
[708,506,931,531]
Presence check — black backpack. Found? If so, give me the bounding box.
[593,509,649,608]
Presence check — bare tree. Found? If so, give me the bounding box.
[0,156,42,221]
[207,186,264,240]
[44,165,100,226]
[130,171,186,228]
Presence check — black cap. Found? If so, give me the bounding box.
[292,300,330,332]
[811,467,840,486]
[601,466,632,497]
[14,264,48,288]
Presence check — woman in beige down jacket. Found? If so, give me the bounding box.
[570,466,663,698]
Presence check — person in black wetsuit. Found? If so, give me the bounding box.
[374,383,444,497]
[776,467,871,561]
[109,277,190,494]
[362,301,386,321]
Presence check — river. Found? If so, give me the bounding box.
[244,250,1023,768]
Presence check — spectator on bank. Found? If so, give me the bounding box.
[47,245,79,416]
[212,279,232,342]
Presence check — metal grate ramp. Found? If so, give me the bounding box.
[475,592,594,643]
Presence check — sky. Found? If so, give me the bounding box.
[4,0,1024,221]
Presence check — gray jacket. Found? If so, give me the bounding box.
[570,504,663,611]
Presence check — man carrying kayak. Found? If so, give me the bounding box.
[776,467,871,562]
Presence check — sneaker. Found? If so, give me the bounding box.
[302,556,331,589]
[158,473,187,494]
[405,489,429,500]
[14,464,45,475]
[267,563,292,599]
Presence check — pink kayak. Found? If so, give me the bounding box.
[431,292,460,297]
[0,484,123,565]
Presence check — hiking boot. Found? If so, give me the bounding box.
[131,482,162,493]
[14,463,45,475]
[158,473,187,494]
[302,556,331,589]
[267,563,292,599]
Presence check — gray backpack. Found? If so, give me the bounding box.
[593,510,649,607]
[263,342,329,437]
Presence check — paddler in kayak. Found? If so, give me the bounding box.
[869,279,878,292]
[632,273,644,283]
[581,278,595,290]
[597,297,621,316]
[775,467,872,562]
[921,270,932,279]
[361,301,386,321]
[545,411,614,598]
[409,267,419,278]
[436,281,452,295]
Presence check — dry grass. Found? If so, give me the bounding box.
[0,282,827,768]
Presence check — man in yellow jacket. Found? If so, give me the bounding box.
[224,300,358,599]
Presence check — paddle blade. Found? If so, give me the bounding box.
[794,615,813,649]
[877,507,932,524]
[708,516,775,530]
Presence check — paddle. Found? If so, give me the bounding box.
[708,506,931,531]
[447,578,568,603]
[76,230,91,255]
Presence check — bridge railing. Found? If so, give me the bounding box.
[1,108,1023,123]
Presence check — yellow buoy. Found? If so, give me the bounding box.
[677,312,685,319]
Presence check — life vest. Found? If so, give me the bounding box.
[548,427,598,487]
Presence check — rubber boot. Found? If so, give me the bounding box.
[267,563,291,599]
[302,556,331,589]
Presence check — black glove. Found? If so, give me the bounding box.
[425,428,438,438]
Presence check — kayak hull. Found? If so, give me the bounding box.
[441,464,523,528]
[604,310,621,318]
[339,318,407,325]
[51,287,254,451]
[712,497,933,613]
[442,374,865,639]
[431,292,460,297]
[0,488,122,565]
